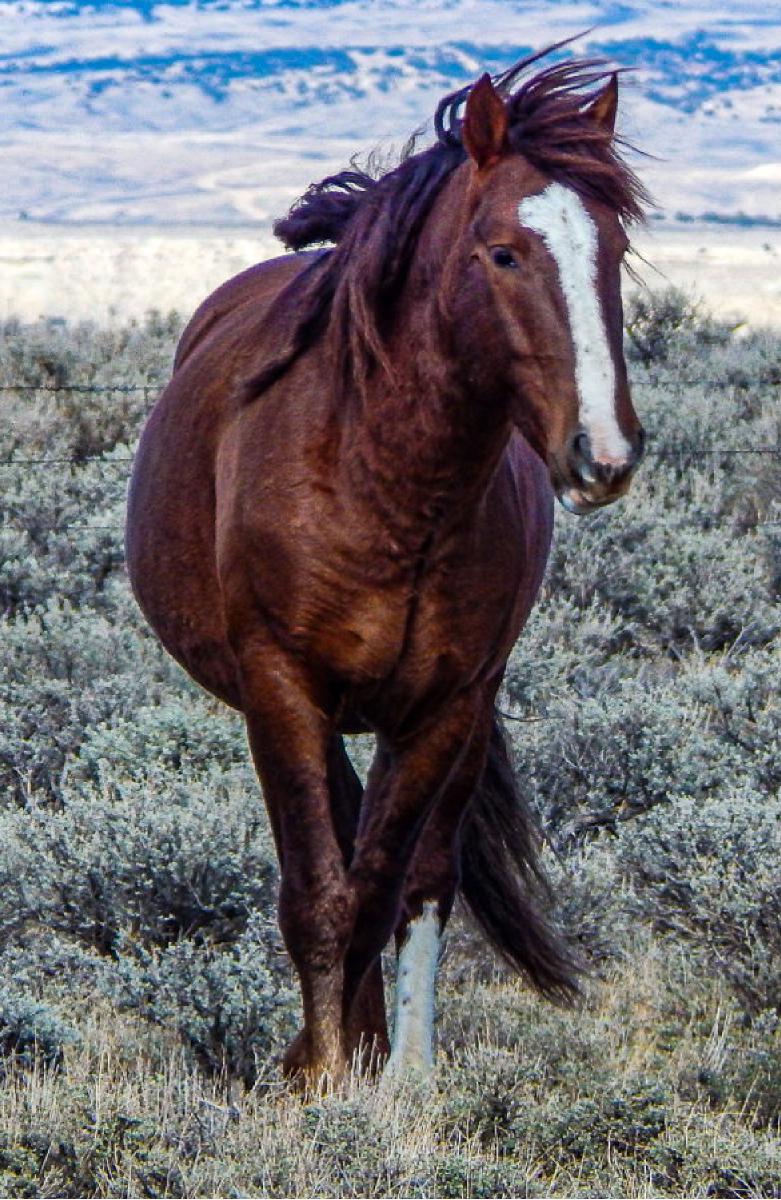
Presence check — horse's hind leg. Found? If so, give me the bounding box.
[344,694,493,1076]
[237,645,355,1085]
[387,711,494,1075]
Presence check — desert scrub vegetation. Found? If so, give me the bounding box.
[1,290,780,1197]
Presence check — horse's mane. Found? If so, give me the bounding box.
[247,43,650,401]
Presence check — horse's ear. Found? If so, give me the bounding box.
[586,73,619,133]
[463,73,509,169]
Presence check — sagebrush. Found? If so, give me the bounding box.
[1,294,780,1197]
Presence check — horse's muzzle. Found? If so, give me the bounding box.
[555,427,646,515]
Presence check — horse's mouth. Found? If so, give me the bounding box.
[550,434,642,516]
[556,486,626,515]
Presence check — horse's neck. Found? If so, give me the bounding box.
[337,171,511,537]
[344,305,510,536]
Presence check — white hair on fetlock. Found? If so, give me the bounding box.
[385,900,439,1076]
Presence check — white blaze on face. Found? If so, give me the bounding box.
[385,901,439,1077]
[517,182,630,464]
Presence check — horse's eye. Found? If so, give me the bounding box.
[490,246,519,269]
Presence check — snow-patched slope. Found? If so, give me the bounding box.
[1,0,779,225]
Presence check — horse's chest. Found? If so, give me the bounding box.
[308,581,414,682]
[240,474,540,710]
[318,551,522,717]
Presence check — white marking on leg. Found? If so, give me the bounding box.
[386,901,439,1076]
[518,182,630,463]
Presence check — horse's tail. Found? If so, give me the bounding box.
[458,713,581,1001]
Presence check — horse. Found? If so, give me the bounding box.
[125,47,648,1087]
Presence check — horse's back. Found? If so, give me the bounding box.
[173,252,312,370]
[126,250,315,708]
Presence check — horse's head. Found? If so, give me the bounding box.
[445,71,645,513]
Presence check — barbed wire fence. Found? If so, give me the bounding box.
[2,375,779,739]
[1,379,780,536]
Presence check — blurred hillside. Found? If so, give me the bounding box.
[1,0,779,225]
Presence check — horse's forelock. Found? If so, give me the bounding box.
[435,54,649,224]
[502,60,649,223]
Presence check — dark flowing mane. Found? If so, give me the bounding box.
[247,43,650,400]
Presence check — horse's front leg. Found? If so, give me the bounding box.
[237,641,355,1086]
[344,693,493,1077]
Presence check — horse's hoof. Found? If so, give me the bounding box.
[282,1030,350,1095]
[380,1051,435,1096]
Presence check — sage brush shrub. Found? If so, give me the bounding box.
[434,972,781,1197]
[624,287,735,366]
[546,843,631,966]
[76,696,250,782]
[683,648,781,793]
[502,594,630,712]
[109,913,296,1086]
[2,305,781,1095]
[0,456,128,616]
[545,472,779,651]
[509,644,781,969]
[439,989,680,1183]
[719,1010,781,1129]
[0,987,76,1076]
[508,672,740,849]
[0,312,180,459]
[617,788,781,1014]
[0,598,240,804]
[1,933,109,999]
[0,770,279,954]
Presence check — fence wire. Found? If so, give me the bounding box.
[2,447,781,468]
[2,376,780,532]
[0,384,157,394]
[2,376,778,394]
[0,375,779,468]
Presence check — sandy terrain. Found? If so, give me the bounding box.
[631,222,781,330]
[0,219,779,330]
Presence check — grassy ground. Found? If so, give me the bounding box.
[3,943,781,1197]
[1,293,780,1197]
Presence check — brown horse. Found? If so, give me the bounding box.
[126,49,648,1086]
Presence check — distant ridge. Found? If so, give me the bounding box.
[1,0,779,224]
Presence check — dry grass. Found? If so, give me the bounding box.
[3,941,781,1198]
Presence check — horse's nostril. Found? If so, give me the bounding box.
[572,431,591,460]
[567,430,598,483]
[578,460,599,485]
